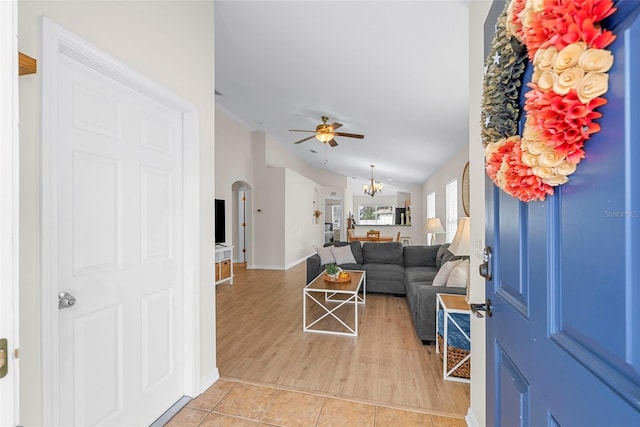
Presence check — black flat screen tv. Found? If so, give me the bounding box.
[215,199,225,244]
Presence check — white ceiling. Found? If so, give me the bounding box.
[215,0,470,193]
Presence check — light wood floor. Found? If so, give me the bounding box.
[216,262,470,418]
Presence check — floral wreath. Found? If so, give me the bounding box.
[481,0,616,202]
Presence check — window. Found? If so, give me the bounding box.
[332,205,342,229]
[357,205,394,225]
[445,180,458,242]
[426,192,435,220]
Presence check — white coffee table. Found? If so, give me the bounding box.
[303,270,366,337]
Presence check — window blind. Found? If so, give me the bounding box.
[445,180,458,242]
[427,192,435,219]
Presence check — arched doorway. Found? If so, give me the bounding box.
[232,181,252,266]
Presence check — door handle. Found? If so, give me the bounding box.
[470,298,492,318]
[479,246,492,281]
[0,338,7,379]
[58,292,76,309]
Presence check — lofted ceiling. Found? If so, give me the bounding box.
[215,0,470,193]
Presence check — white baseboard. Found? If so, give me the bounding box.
[249,264,286,270]
[466,407,480,427]
[199,368,220,395]
[285,254,311,270]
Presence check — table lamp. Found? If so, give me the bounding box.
[424,217,445,246]
[449,217,470,256]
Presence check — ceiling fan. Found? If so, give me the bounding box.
[290,116,364,147]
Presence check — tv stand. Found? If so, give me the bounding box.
[215,245,233,285]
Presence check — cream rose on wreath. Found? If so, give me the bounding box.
[555,161,578,176]
[533,46,557,70]
[521,151,539,167]
[553,42,587,72]
[538,150,565,168]
[577,72,610,103]
[537,70,557,90]
[526,139,549,155]
[579,49,614,73]
[553,68,585,95]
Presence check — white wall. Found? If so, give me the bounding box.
[467,1,492,426]
[408,183,425,244]
[422,148,469,245]
[215,110,254,197]
[251,132,287,268]
[215,110,255,261]
[285,169,323,266]
[18,2,215,424]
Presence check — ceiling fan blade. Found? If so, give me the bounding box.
[329,122,343,131]
[328,138,338,147]
[293,135,316,144]
[289,129,316,133]
[334,132,364,139]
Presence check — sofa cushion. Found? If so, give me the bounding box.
[324,241,364,264]
[433,259,462,286]
[447,259,469,288]
[403,245,440,267]
[336,263,363,271]
[436,243,451,269]
[331,244,357,265]
[363,263,406,294]
[363,263,405,279]
[315,245,335,266]
[362,242,404,265]
[404,266,438,284]
[441,249,460,266]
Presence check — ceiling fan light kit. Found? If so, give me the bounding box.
[315,132,334,143]
[290,115,364,147]
[364,164,383,197]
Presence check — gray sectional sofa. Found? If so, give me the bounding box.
[306,241,467,343]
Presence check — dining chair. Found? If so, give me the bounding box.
[366,230,380,242]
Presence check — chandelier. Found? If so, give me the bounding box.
[363,164,383,197]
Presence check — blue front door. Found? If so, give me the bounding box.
[484,1,640,425]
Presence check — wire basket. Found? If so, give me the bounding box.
[437,334,470,379]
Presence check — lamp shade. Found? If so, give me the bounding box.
[423,217,445,234]
[449,217,470,256]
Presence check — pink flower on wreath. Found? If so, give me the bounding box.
[485,137,553,202]
[522,0,616,60]
[502,142,554,202]
[507,0,527,40]
[524,85,607,163]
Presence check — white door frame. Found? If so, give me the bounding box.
[0,1,20,425]
[40,18,200,425]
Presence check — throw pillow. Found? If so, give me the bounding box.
[331,244,357,265]
[316,245,335,266]
[432,259,462,287]
[435,243,451,269]
[447,259,470,288]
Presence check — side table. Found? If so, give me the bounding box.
[435,293,471,383]
[215,245,234,285]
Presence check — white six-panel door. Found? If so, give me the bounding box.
[41,19,199,426]
[57,54,184,426]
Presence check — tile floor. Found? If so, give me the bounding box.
[166,378,466,427]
